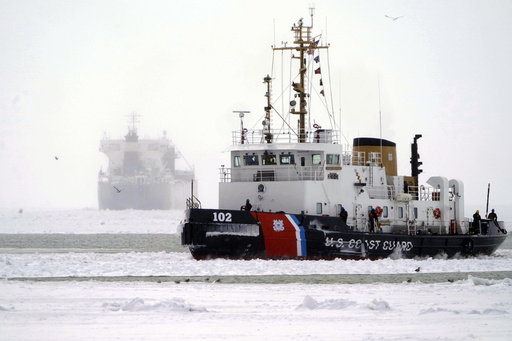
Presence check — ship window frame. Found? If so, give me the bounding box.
[316,202,322,214]
[326,154,340,165]
[243,154,259,166]
[383,206,389,218]
[279,154,295,165]
[262,152,277,166]
[312,154,322,165]
[234,155,241,167]
[398,207,404,219]
[414,207,418,219]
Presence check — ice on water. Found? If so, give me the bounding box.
[0,208,511,340]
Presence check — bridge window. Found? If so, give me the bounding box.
[312,154,322,165]
[326,154,340,165]
[234,156,241,167]
[279,154,295,165]
[243,154,259,166]
[262,152,277,165]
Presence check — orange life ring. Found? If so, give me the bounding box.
[375,206,383,217]
[433,208,441,219]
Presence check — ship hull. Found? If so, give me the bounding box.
[98,181,174,210]
[181,209,507,260]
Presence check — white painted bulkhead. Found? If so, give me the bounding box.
[219,139,463,234]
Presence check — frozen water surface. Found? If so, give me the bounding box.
[0,209,511,340]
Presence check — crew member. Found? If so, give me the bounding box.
[488,209,498,221]
[369,208,378,233]
[473,210,481,234]
[339,206,348,223]
[241,199,252,211]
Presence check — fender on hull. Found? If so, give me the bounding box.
[181,209,507,260]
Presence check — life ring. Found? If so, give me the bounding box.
[375,206,383,217]
[313,123,320,129]
[433,208,441,219]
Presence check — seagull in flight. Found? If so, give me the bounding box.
[54,156,59,160]
[385,15,404,21]
[113,186,124,193]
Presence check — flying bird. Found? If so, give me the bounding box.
[113,186,124,193]
[385,15,404,21]
[55,156,59,160]
[415,267,421,272]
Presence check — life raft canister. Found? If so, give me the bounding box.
[375,206,383,217]
[433,208,441,219]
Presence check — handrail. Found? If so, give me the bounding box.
[232,128,340,145]
[220,165,324,182]
[186,195,201,209]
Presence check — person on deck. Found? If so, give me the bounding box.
[241,199,252,211]
[488,209,498,221]
[473,210,482,234]
[369,208,378,233]
[339,206,348,223]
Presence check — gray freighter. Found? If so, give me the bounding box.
[98,115,196,210]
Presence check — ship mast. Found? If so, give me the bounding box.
[125,112,141,142]
[272,7,328,143]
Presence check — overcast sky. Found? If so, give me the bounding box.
[1,0,511,218]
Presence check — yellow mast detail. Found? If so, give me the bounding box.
[272,11,328,143]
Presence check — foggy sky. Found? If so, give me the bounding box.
[1,0,511,220]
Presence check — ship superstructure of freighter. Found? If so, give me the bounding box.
[98,114,196,210]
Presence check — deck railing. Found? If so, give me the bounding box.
[220,165,324,182]
[232,128,340,145]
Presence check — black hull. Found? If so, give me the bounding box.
[181,209,508,260]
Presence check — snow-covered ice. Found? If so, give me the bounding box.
[1,277,511,340]
[0,208,511,340]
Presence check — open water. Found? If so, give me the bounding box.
[1,233,510,254]
[1,233,511,284]
[1,208,510,284]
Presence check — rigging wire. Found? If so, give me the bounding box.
[378,74,383,162]
[281,42,284,133]
[326,45,337,132]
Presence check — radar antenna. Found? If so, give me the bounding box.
[234,110,250,144]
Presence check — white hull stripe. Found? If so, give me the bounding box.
[286,214,307,256]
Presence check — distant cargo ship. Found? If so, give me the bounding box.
[98,114,196,210]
